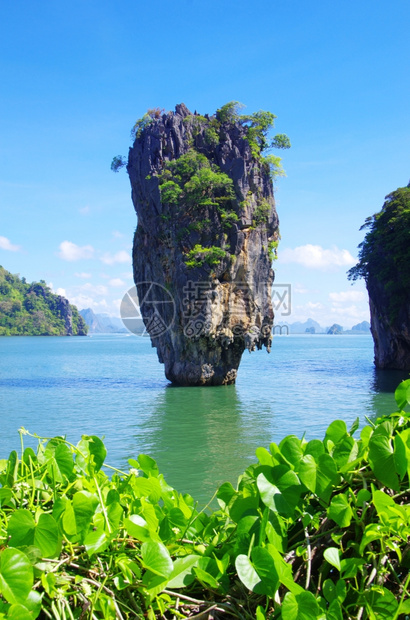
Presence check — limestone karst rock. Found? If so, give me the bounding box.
[367,277,410,369]
[126,103,282,385]
[348,183,410,369]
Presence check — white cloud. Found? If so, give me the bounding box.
[100,250,131,265]
[112,299,122,312]
[69,293,123,315]
[79,206,91,215]
[70,294,109,311]
[109,278,126,287]
[81,283,108,296]
[277,296,370,329]
[329,290,366,303]
[305,301,324,310]
[47,282,66,297]
[280,244,356,270]
[330,305,369,321]
[74,272,92,279]
[58,241,94,262]
[112,230,124,238]
[122,272,134,279]
[0,236,21,252]
[294,284,309,294]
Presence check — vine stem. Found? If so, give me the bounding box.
[305,527,312,590]
[163,590,205,605]
[82,577,124,620]
[188,604,219,619]
[394,572,410,620]
[93,474,112,533]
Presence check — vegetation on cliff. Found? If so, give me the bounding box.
[112,102,290,183]
[1,381,410,619]
[0,266,87,336]
[348,183,410,319]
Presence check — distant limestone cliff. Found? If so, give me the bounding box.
[349,182,410,368]
[327,323,343,335]
[0,266,87,336]
[80,308,129,334]
[124,103,289,385]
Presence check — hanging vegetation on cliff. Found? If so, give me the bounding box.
[348,183,410,309]
[348,182,410,369]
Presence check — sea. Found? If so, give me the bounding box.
[0,333,408,504]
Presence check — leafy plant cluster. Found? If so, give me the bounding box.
[215,102,290,179]
[131,108,166,140]
[268,240,279,262]
[0,267,87,336]
[251,200,271,228]
[2,383,410,619]
[156,150,237,269]
[182,102,290,180]
[158,150,234,211]
[348,184,410,320]
[184,245,228,269]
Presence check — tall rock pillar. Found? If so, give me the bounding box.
[127,104,281,385]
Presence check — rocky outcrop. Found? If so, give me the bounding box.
[80,308,130,334]
[348,183,410,369]
[127,104,280,385]
[351,321,370,333]
[56,295,74,335]
[32,284,88,336]
[368,277,410,369]
[327,324,343,335]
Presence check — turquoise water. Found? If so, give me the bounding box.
[0,334,407,503]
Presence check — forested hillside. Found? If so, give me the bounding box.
[0,266,87,336]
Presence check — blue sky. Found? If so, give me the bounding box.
[1,0,409,328]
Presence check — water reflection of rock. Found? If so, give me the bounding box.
[372,368,409,393]
[367,368,410,421]
[128,386,272,504]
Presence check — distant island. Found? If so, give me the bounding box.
[80,310,371,337]
[0,266,87,336]
[275,318,370,335]
[80,308,134,334]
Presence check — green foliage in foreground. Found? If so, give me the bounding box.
[0,267,87,336]
[2,385,410,619]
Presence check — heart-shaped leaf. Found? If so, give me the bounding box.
[141,542,173,578]
[0,548,33,605]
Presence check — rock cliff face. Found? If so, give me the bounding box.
[368,276,410,369]
[127,104,279,385]
[348,183,410,370]
[31,284,88,336]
